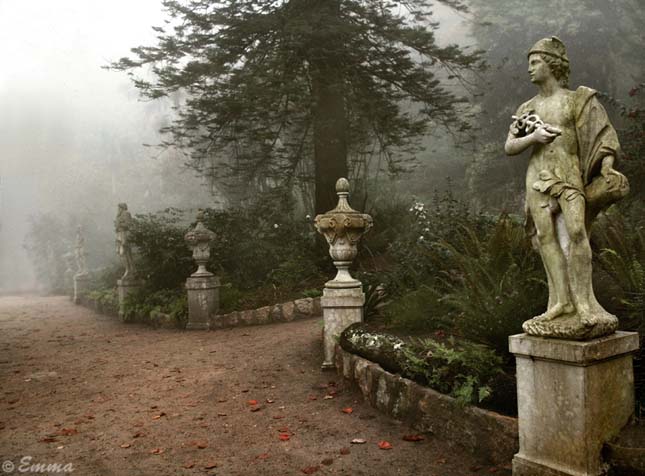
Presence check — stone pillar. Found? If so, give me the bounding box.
[184,210,219,330]
[315,178,372,369]
[321,287,365,369]
[73,274,89,304]
[510,332,639,476]
[186,275,220,330]
[117,278,142,320]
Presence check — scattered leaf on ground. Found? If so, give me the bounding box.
[256,453,270,460]
[250,406,263,413]
[378,441,393,450]
[272,415,285,419]
[248,400,258,405]
[183,463,195,469]
[133,432,144,438]
[342,407,353,414]
[340,447,350,455]
[57,428,78,436]
[149,448,164,454]
[308,395,317,401]
[323,395,334,400]
[152,412,166,420]
[279,433,290,441]
[204,462,217,469]
[120,443,131,448]
[321,458,334,466]
[266,399,275,404]
[40,437,57,443]
[351,439,366,445]
[301,466,319,474]
[402,434,425,442]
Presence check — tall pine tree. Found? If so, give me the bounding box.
[111,0,483,213]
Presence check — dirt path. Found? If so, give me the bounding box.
[0,296,510,476]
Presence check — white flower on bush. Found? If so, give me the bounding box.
[273,223,279,229]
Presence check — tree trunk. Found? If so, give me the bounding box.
[309,0,348,215]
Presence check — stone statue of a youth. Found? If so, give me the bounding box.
[115,203,136,280]
[505,37,629,339]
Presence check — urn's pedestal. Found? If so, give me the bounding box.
[117,278,142,320]
[510,332,639,476]
[73,273,89,304]
[321,286,365,369]
[185,274,220,330]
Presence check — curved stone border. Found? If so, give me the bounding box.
[209,297,321,329]
[334,346,518,466]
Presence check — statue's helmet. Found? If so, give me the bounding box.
[528,36,569,64]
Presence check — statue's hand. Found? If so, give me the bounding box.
[532,125,559,144]
[601,162,628,189]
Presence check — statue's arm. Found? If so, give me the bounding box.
[505,127,559,156]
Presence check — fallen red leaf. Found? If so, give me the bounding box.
[132,432,144,438]
[339,447,350,455]
[204,462,217,469]
[308,395,317,401]
[248,400,258,405]
[278,433,290,441]
[341,407,353,414]
[57,428,78,436]
[301,466,319,474]
[488,468,499,473]
[189,440,208,449]
[250,406,262,413]
[152,412,166,420]
[256,453,270,460]
[272,415,285,419]
[402,434,425,442]
[149,448,164,454]
[183,463,195,469]
[120,443,131,448]
[378,441,393,450]
[40,437,57,443]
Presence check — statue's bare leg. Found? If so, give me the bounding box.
[561,197,596,325]
[530,196,574,322]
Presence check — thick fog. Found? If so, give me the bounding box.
[0,0,216,292]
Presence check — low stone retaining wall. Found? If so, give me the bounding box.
[209,297,321,329]
[79,294,322,330]
[335,346,518,466]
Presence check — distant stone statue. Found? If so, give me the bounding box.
[115,203,135,280]
[505,37,629,339]
[74,225,88,276]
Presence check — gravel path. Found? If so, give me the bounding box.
[0,295,510,476]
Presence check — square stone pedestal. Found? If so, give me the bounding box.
[73,274,89,304]
[510,332,639,476]
[185,275,220,330]
[321,286,364,369]
[117,278,143,320]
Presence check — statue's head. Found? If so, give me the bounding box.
[528,36,570,88]
[118,203,128,211]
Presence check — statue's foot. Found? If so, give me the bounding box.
[534,302,575,322]
[581,307,618,327]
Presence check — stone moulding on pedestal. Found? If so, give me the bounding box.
[315,178,372,369]
[184,210,220,330]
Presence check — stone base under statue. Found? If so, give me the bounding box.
[321,285,364,369]
[510,332,638,476]
[186,274,220,330]
[522,312,618,340]
[117,278,143,320]
[73,274,89,304]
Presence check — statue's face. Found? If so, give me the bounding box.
[528,54,552,84]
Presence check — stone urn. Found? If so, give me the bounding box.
[184,209,216,277]
[314,178,373,288]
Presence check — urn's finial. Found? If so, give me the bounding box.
[336,178,350,194]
